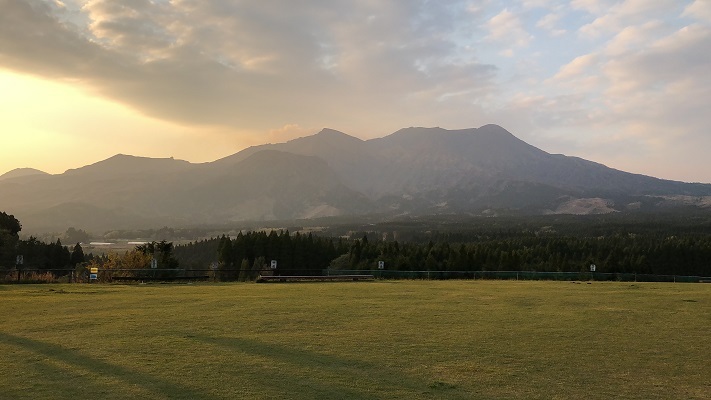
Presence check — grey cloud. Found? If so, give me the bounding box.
[609,25,711,88]
[0,1,105,78]
[0,0,499,133]
[84,1,177,57]
[602,24,711,129]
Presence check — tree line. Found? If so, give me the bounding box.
[3,209,711,281]
[1,212,86,282]
[333,233,711,277]
[173,230,347,280]
[171,229,711,278]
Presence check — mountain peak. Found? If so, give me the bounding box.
[385,125,516,141]
[389,126,447,137]
[310,127,361,141]
[474,124,517,138]
[479,123,507,131]
[286,127,363,145]
[316,128,349,136]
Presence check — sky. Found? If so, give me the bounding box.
[1,0,710,183]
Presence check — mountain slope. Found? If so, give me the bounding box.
[0,150,370,231]
[2,124,710,232]
[176,150,372,223]
[214,128,382,194]
[219,124,711,202]
[362,124,710,198]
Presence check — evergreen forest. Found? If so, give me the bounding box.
[3,211,711,281]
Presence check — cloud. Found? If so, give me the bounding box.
[534,13,711,180]
[82,0,178,61]
[570,0,617,15]
[0,0,499,136]
[603,24,711,97]
[536,12,567,36]
[577,0,684,38]
[485,8,534,50]
[0,1,104,77]
[683,0,711,23]
[601,23,711,137]
[520,0,560,10]
[1,0,710,182]
[551,53,598,81]
[603,20,666,56]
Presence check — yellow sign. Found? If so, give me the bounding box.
[90,267,98,274]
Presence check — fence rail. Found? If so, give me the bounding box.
[2,267,710,283]
[325,269,711,283]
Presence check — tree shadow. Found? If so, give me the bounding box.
[1,330,468,399]
[0,332,216,400]
[189,333,466,399]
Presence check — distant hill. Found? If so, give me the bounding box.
[2,125,710,232]
[0,167,49,181]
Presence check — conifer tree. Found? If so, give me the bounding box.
[70,243,85,267]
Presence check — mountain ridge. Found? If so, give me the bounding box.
[2,124,710,232]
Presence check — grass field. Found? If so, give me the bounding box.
[1,280,709,399]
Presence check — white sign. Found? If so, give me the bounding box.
[270,260,278,269]
[378,261,385,270]
[16,255,23,265]
[590,264,596,272]
[210,262,218,270]
[151,258,158,269]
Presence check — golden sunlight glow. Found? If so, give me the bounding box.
[0,70,245,175]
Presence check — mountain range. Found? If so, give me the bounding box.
[2,124,710,232]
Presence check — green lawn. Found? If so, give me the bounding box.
[1,281,709,399]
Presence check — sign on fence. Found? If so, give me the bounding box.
[590,264,596,272]
[270,260,278,269]
[378,261,385,270]
[16,255,23,265]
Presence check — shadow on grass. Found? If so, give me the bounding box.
[0,332,216,400]
[190,333,467,399]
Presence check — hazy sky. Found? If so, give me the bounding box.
[1,0,710,182]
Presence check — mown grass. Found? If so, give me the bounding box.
[1,280,709,399]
